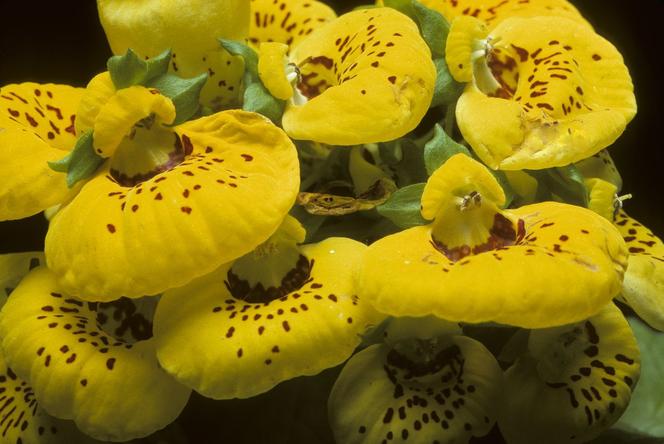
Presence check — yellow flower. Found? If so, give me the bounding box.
[446,15,636,170]
[259,7,436,145]
[0,255,188,441]
[329,316,503,444]
[499,303,640,444]
[154,217,383,399]
[0,84,83,220]
[585,178,664,331]
[248,0,337,49]
[359,154,628,328]
[97,0,249,110]
[420,0,589,29]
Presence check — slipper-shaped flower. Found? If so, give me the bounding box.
[359,154,628,328]
[0,266,191,441]
[97,0,249,110]
[499,303,640,444]
[0,253,102,444]
[0,83,82,220]
[584,179,664,331]
[274,7,436,145]
[446,15,636,170]
[154,217,382,399]
[420,0,588,29]
[248,0,336,49]
[329,316,502,444]
[45,83,299,300]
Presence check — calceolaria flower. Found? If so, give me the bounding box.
[154,216,382,399]
[329,316,503,444]
[585,178,664,331]
[420,0,589,29]
[499,303,640,444]
[41,66,299,300]
[0,84,82,220]
[261,7,436,145]
[0,253,103,444]
[446,15,636,170]
[359,154,628,328]
[97,0,249,110]
[248,0,337,49]
[0,265,191,441]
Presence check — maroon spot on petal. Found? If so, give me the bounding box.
[181,206,192,214]
[106,224,116,234]
[241,154,253,161]
[106,358,116,370]
[282,321,291,332]
[80,379,87,387]
[592,54,602,61]
[155,193,163,200]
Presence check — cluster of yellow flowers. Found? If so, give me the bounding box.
[0,1,661,443]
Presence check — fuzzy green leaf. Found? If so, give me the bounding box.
[412,1,449,58]
[107,49,171,90]
[243,81,286,123]
[219,39,258,77]
[614,317,664,438]
[531,165,588,206]
[147,72,208,125]
[423,124,470,175]
[60,131,105,187]
[431,58,464,108]
[47,152,72,173]
[377,183,428,229]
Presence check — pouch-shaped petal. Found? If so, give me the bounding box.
[421,0,588,29]
[614,211,664,331]
[249,0,336,49]
[450,16,636,170]
[329,332,502,444]
[0,267,191,442]
[45,110,299,300]
[499,303,640,444]
[282,7,436,145]
[97,0,249,110]
[361,155,627,328]
[0,83,82,220]
[154,237,381,399]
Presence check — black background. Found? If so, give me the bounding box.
[0,1,662,442]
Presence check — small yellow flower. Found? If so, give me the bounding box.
[420,0,589,29]
[329,316,502,444]
[0,256,190,441]
[261,7,436,145]
[248,0,337,49]
[446,15,636,170]
[359,154,628,328]
[154,217,383,399]
[0,84,83,220]
[499,303,640,444]
[97,0,249,110]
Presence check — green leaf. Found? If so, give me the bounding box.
[382,0,416,17]
[431,58,464,108]
[377,183,428,229]
[614,317,664,438]
[147,72,208,125]
[219,39,258,77]
[423,124,470,175]
[107,49,171,90]
[63,131,105,188]
[412,1,449,59]
[47,152,72,173]
[243,81,286,123]
[530,165,588,206]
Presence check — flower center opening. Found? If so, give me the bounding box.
[92,296,158,344]
[387,338,464,387]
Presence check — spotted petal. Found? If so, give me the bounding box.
[0,83,82,220]
[499,303,640,444]
[45,110,299,300]
[0,267,191,441]
[449,16,636,170]
[282,7,436,145]
[360,201,628,328]
[97,0,249,110]
[154,237,382,399]
[614,211,664,331]
[249,0,337,49]
[421,0,589,29]
[329,332,502,444]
